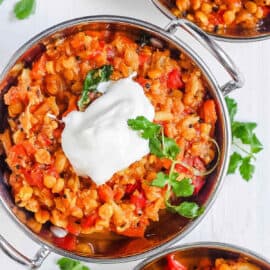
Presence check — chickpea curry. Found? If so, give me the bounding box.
[159,0,270,34]
[0,29,218,255]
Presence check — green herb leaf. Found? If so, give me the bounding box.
[250,134,263,154]
[232,122,257,145]
[149,137,165,158]
[57,258,90,270]
[167,201,205,219]
[78,65,113,111]
[225,96,237,122]
[0,0,4,5]
[163,137,180,160]
[14,0,36,20]
[227,152,242,174]
[151,172,169,187]
[171,178,194,197]
[127,116,161,139]
[239,157,255,181]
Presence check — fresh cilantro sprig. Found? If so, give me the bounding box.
[128,116,204,219]
[57,258,90,270]
[78,65,113,111]
[225,97,263,181]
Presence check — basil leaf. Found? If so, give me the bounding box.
[239,157,255,181]
[168,201,204,219]
[225,96,237,123]
[149,137,165,158]
[232,122,257,145]
[78,65,113,111]
[227,152,242,174]
[127,116,161,139]
[151,172,169,187]
[163,137,180,160]
[251,134,263,154]
[171,178,194,197]
[14,0,36,20]
[57,258,90,270]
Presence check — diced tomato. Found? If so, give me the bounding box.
[46,165,59,178]
[166,254,187,270]
[175,163,190,175]
[131,192,146,213]
[139,53,150,67]
[263,6,270,16]
[167,69,184,89]
[193,157,206,171]
[202,99,217,125]
[136,76,148,87]
[192,176,206,195]
[98,184,114,203]
[160,158,172,170]
[106,47,115,61]
[21,141,36,155]
[53,234,76,251]
[81,212,98,229]
[99,40,105,48]
[53,127,63,139]
[22,166,43,188]
[114,188,125,202]
[126,183,140,195]
[66,222,81,236]
[31,54,47,80]
[209,10,225,26]
[37,133,52,146]
[88,50,102,60]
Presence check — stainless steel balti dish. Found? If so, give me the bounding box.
[151,0,270,42]
[134,242,270,270]
[0,15,243,268]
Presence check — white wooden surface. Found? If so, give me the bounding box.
[0,0,270,269]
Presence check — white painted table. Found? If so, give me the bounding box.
[0,0,269,269]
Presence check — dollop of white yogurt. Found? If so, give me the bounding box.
[61,74,154,185]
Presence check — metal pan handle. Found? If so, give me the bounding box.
[0,234,50,269]
[165,19,244,95]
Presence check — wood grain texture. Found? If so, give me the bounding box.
[0,0,269,269]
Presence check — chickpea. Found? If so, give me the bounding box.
[98,203,113,220]
[54,151,67,173]
[255,6,264,18]
[223,10,236,25]
[52,178,65,193]
[43,175,57,189]
[176,0,191,12]
[8,102,23,117]
[245,1,257,13]
[35,149,51,164]
[201,3,212,14]
[147,69,162,79]
[195,11,209,26]
[191,0,201,10]
[35,210,50,224]
[17,186,33,202]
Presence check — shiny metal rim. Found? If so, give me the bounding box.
[0,15,231,263]
[134,242,270,270]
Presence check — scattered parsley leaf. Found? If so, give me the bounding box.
[225,96,263,181]
[149,137,165,158]
[232,122,257,145]
[228,152,242,174]
[167,201,205,219]
[127,116,161,139]
[163,137,180,160]
[171,178,194,197]
[14,0,36,20]
[78,65,113,111]
[250,134,263,154]
[57,258,90,270]
[225,96,237,122]
[239,157,255,181]
[151,172,169,187]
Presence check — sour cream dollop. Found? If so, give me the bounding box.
[61,75,155,185]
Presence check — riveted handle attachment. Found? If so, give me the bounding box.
[165,19,244,95]
[0,234,50,269]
